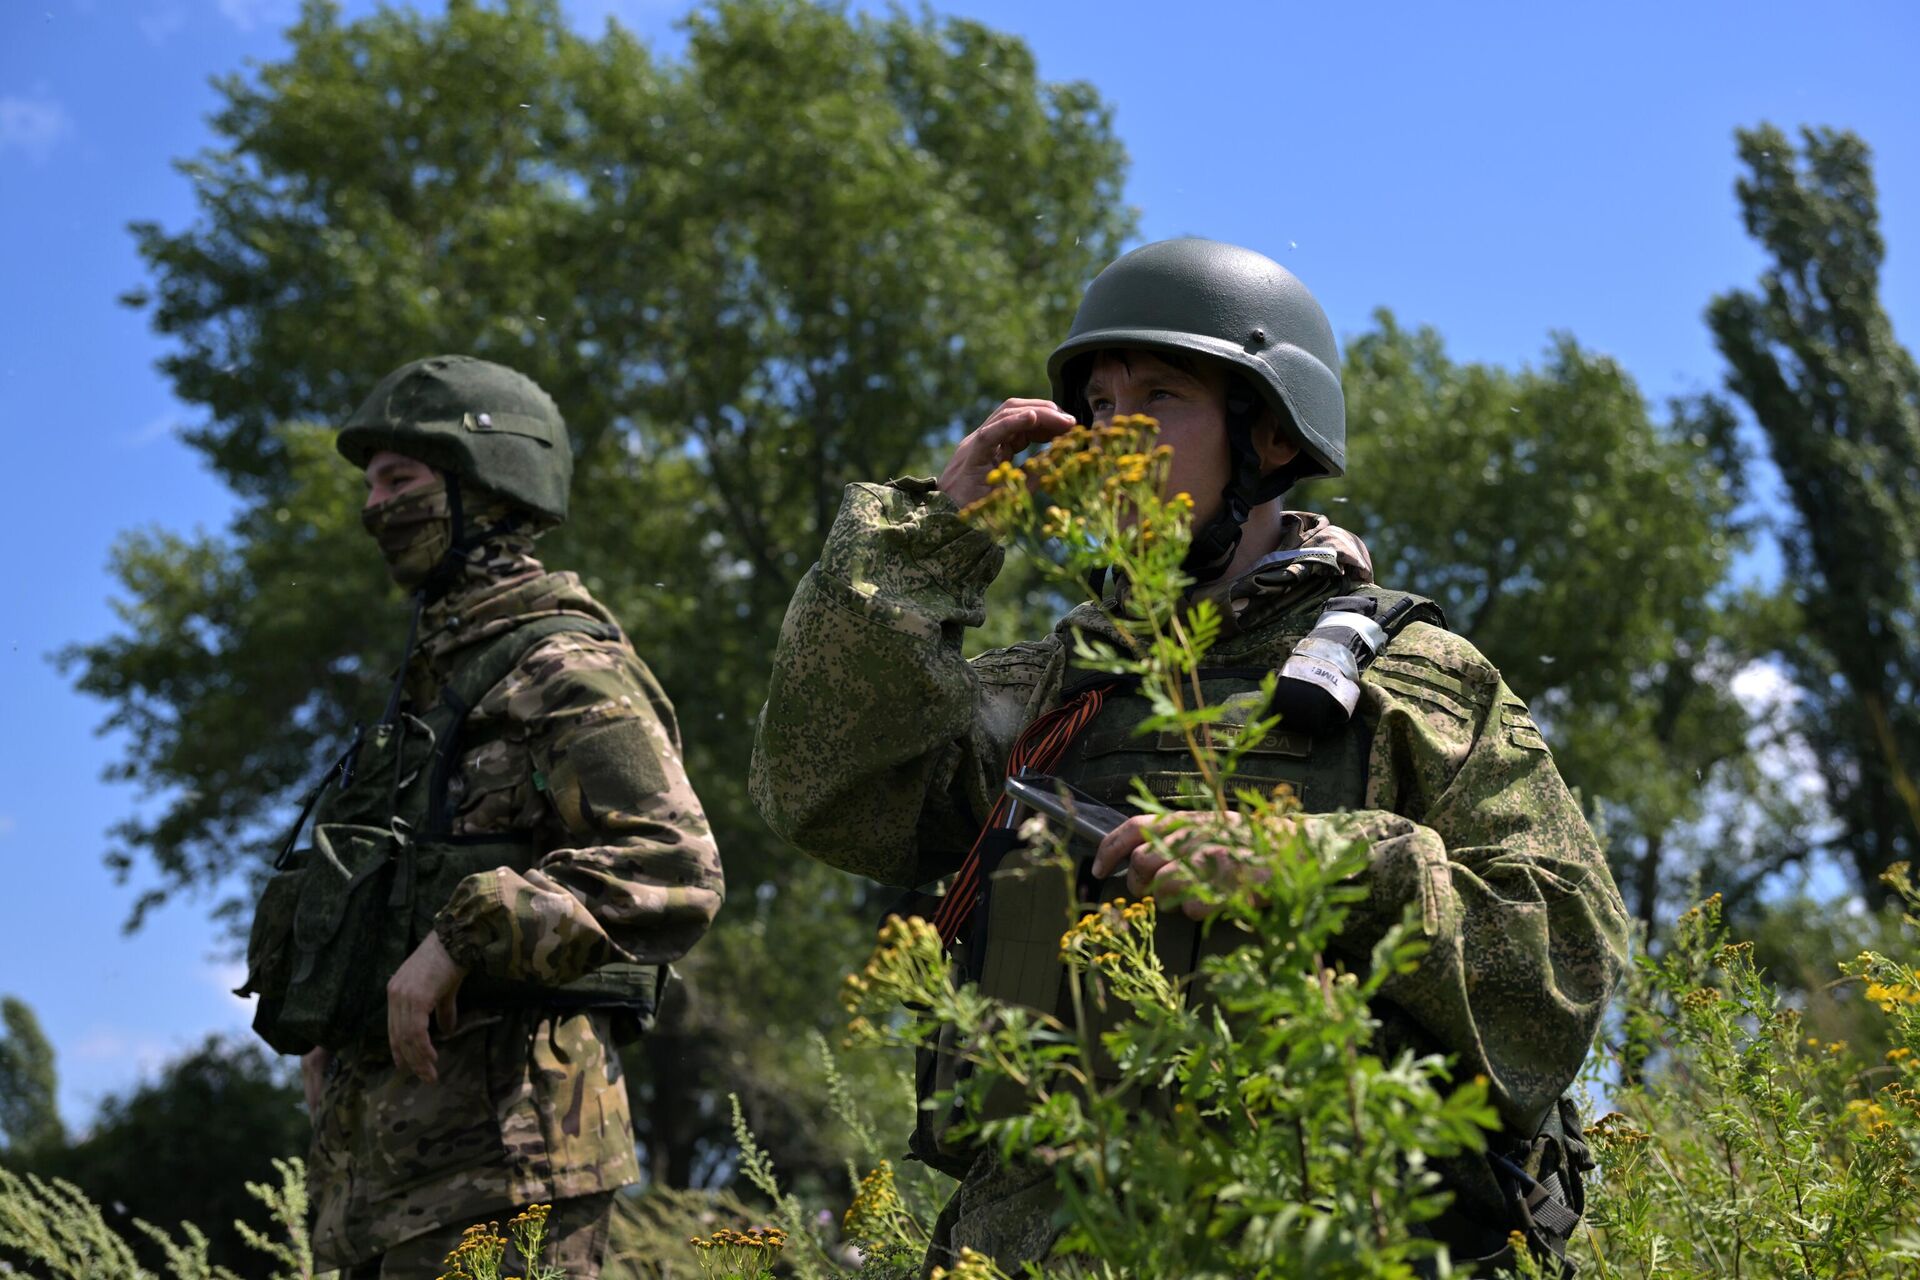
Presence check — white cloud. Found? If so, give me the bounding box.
[205,959,256,1011]
[125,412,179,448]
[0,815,15,839]
[1731,658,1826,808]
[214,0,294,32]
[0,94,74,164]
[70,1027,174,1077]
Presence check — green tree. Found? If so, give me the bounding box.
[1324,315,1782,931]
[67,0,1131,1188]
[25,1037,309,1278]
[0,997,66,1160]
[1708,123,1920,898]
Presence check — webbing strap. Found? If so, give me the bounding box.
[1489,1150,1580,1262]
[931,683,1116,946]
[1528,1173,1580,1240]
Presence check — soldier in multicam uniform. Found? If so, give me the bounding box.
[750,239,1630,1276]
[239,356,722,1277]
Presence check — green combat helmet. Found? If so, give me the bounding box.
[337,354,573,525]
[1046,237,1344,580]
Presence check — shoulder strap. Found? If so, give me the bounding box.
[1322,584,1448,639]
[425,616,623,835]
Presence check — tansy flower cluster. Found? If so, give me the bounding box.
[688,1225,788,1279]
[842,1159,907,1243]
[929,1245,1007,1280]
[960,415,1189,559]
[438,1220,506,1280]
[1059,896,1154,968]
[435,1205,557,1280]
[840,914,946,1017]
[1585,1111,1653,1148]
[1864,978,1920,1013]
[1057,896,1177,1010]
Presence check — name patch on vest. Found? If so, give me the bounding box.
[1153,725,1313,758]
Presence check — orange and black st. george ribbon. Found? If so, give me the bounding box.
[932,683,1115,947]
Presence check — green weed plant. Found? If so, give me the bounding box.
[1579,874,1920,1276]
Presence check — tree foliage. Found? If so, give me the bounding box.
[1323,317,1789,928]
[1708,123,1920,897]
[0,997,66,1159]
[70,0,1131,1188]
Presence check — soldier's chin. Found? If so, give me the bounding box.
[381,558,433,590]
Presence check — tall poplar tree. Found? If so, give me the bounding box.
[1709,124,1920,895]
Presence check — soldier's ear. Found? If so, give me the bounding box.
[1254,412,1302,473]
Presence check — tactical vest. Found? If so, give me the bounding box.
[911,586,1592,1273]
[240,615,667,1056]
[957,587,1436,1090]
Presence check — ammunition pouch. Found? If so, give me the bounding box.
[909,836,1241,1175]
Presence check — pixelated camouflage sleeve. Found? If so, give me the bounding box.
[435,632,723,983]
[1315,622,1630,1135]
[750,479,1054,887]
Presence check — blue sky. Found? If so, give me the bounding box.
[3,0,1916,1131]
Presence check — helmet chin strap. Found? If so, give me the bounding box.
[1183,381,1312,585]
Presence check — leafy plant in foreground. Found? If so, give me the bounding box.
[1578,870,1920,1276]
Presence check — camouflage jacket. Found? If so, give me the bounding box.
[751,479,1628,1139]
[311,533,722,1267]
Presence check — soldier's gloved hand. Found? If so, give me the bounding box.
[386,930,469,1085]
[936,398,1075,507]
[300,1047,331,1117]
[1092,811,1293,920]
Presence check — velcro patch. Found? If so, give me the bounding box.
[545,716,669,829]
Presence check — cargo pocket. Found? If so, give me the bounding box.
[361,1017,504,1201]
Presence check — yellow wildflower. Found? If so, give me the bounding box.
[1865,980,1920,1012]
[844,1159,904,1242]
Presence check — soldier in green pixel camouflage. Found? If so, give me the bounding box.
[750,239,1629,1275]
[239,355,723,1277]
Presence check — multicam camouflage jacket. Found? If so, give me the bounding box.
[751,476,1629,1142]
[310,531,722,1268]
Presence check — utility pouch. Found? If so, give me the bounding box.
[242,614,659,1055]
[908,1016,980,1179]
[912,843,1197,1173]
[240,855,311,1053]
[252,821,415,1054]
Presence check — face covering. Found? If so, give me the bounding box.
[360,473,452,589]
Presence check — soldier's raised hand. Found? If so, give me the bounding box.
[936,398,1075,508]
[387,930,469,1084]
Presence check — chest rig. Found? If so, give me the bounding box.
[240,615,667,1055]
[912,586,1442,1167]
